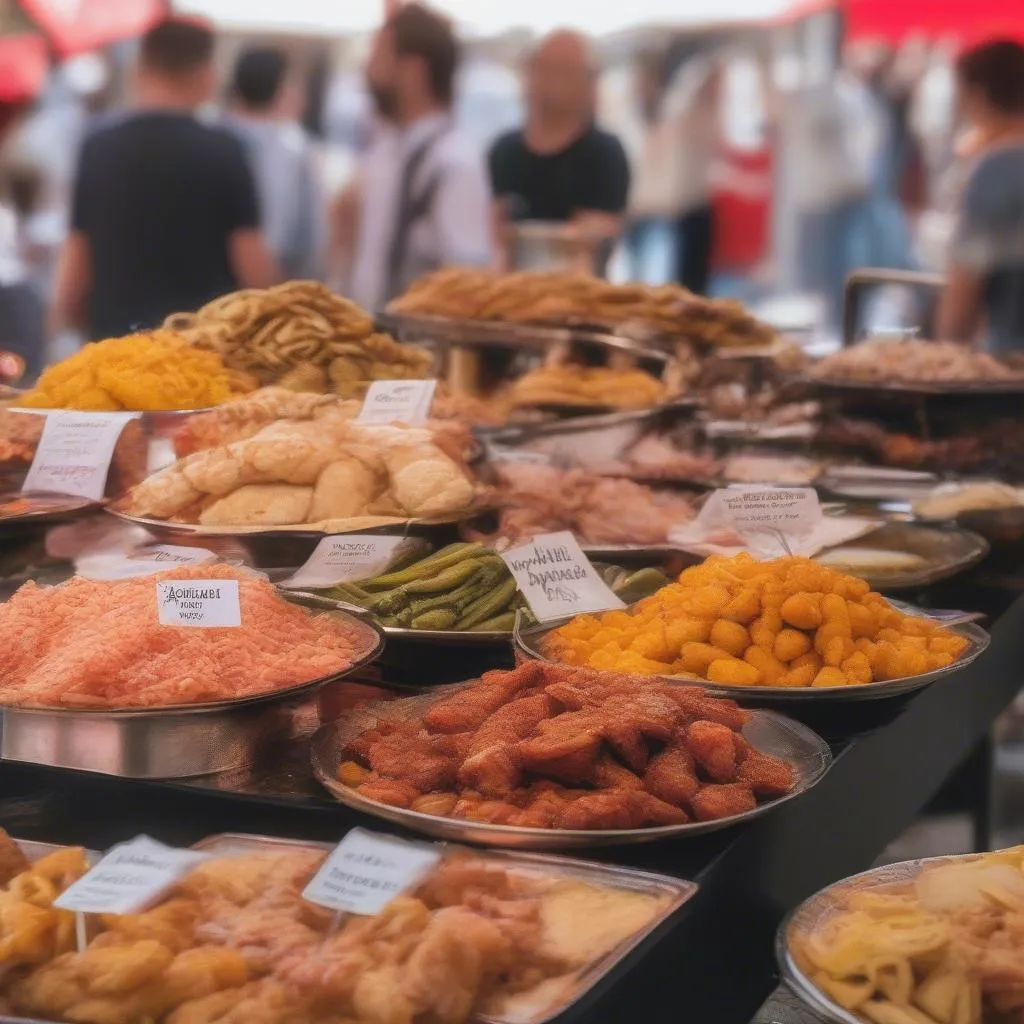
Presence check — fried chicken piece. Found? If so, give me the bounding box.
[457,693,554,796]
[512,789,571,829]
[626,790,691,826]
[450,796,521,825]
[690,782,756,821]
[686,720,739,783]
[423,664,545,733]
[664,688,749,731]
[601,692,678,742]
[342,720,418,765]
[432,732,475,761]
[602,720,651,772]
[544,681,598,711]
[736,749,795,798]
[644,746,700,807]
[554,792,636,830]
[355,778,421,808]
[366,731,456,793]
[592,752,644,791]
[518,725,603,783]
[0,829,29,887]
[416,857,519,907]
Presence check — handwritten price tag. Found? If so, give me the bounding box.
[302,828,441,915]
[156,579,241,627]
[500,530,624,622]
[717,487,822,554]
[282,535,411,589]
[54,836,207,915]
[356,380,436,426]
[23,411,136,500]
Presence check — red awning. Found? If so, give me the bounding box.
[0,33,48,103]
[18,0,165,57]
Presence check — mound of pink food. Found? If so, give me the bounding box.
[0,565,369,709]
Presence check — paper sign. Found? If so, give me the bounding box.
[719,487,822,545]
[80,545,218,581]
[485,443,550,466]
[500,530,624,622]
[281,535,411,589]
[356,380,436,426]
[54,836,207,915]
[23,411,136,500]
[157,579,241,627]
[302,828,441,915]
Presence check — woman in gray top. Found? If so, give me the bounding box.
[937,40,1024,352]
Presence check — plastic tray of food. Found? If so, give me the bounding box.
[514,614,990,704]
[310,687,832,849]
[0,606,384,779]
[776,848,1023,1024]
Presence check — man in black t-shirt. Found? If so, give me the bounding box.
[488,30,630,268]
[52,18,278,340]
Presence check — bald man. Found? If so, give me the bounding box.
[488,30,630,268]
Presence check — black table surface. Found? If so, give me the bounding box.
[0,599,1022,1024]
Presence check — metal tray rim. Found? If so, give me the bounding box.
[310,708,832,848]
[808,373,1024,395]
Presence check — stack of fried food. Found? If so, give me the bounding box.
[337,661,796,829]
[126,399,483,528]
[390,268,778,347]
[507,364,667,410]
[792,845,1024,1024]
[466,461,696,546]
[544,553,969,688]
[166,281,433,396]
[809,339,1024,385]
[0,831,670,1024]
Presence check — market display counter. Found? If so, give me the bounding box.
[1,593,1020,1024]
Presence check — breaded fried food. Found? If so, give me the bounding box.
[0,830,29,887]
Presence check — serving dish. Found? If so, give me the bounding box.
[310,694,831,849]
[0,491,99,524]
[514,614,989,704]
[0,607,384,779]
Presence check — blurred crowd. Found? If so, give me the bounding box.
[0,4,1022,380]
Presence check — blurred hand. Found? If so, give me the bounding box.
[0,351,25,384]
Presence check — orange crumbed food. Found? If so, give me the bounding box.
[0,565,366,708]
[543,553,970,689]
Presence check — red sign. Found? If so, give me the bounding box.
[19,0,165,56]
[0,33,47,102]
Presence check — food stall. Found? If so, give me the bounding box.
[0,272,1018,1024]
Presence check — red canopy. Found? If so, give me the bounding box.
[19,0,165,57]
[0,33,48,103]
[848,0,1024,45]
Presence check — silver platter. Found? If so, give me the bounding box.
[311,698,832,849]
[808,374,1024,396]
[776,853,989,1024]
[0,491,100,525]
[0,608,384,779]
[514,615,989,704]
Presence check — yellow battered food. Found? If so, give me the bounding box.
[18,331,254,411]
[545,553,969,688]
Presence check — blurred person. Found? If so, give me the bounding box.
[349,2,492,310]
[53,17,277,341]
[936,40,1024,351]
[489,30,629,270]
[227,47,325,280]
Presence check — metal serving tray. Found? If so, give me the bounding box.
[808,373,1024,396]
[514,613,990,704]
[310,691,831,849]
[776,852,995,1024]
[190,830,696,1024]
[0,609,384,779]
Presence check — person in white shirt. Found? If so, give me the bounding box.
[350,3,493,311]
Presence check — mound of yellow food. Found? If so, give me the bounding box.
[18,331,255,411]
[544,553,969,688]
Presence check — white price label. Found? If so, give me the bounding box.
[54,836,207,915]
[356,380,436,426]
[156,579,241,627]
[719,487,822,549]
[281,535,410,589]
[23,411,136,500]
[500,530,624,622]
[80,545,218,581]
[302,828,441,915]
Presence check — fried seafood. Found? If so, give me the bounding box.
[810,339,1023,384]
[166,281,433,393]
[0,839,671,1024]
[507,365,667,411]
[17,332,255,411]
[545,553,969,688]
[792,846,1024,1024]
[390,268,779,346]
[467,461,696,546]
[0,564,369,708]
[337,662,796,830]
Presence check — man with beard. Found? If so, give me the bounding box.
[349,3,492,310]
